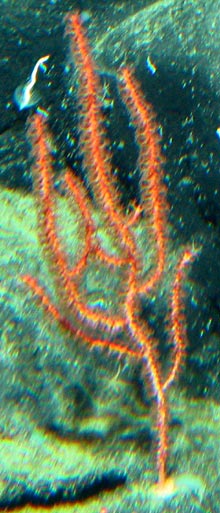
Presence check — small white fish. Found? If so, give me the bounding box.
[146,56,157,75]
[14,54,50,110]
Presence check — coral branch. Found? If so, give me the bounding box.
[65,13,139,265]
[29,113,126,334]
[120,67,168,292]
[164,248,198,391]
[21,274,139,359]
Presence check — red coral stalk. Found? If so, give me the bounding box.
[22,10,197,496]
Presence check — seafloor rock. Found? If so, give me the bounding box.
[0,183,217,512]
